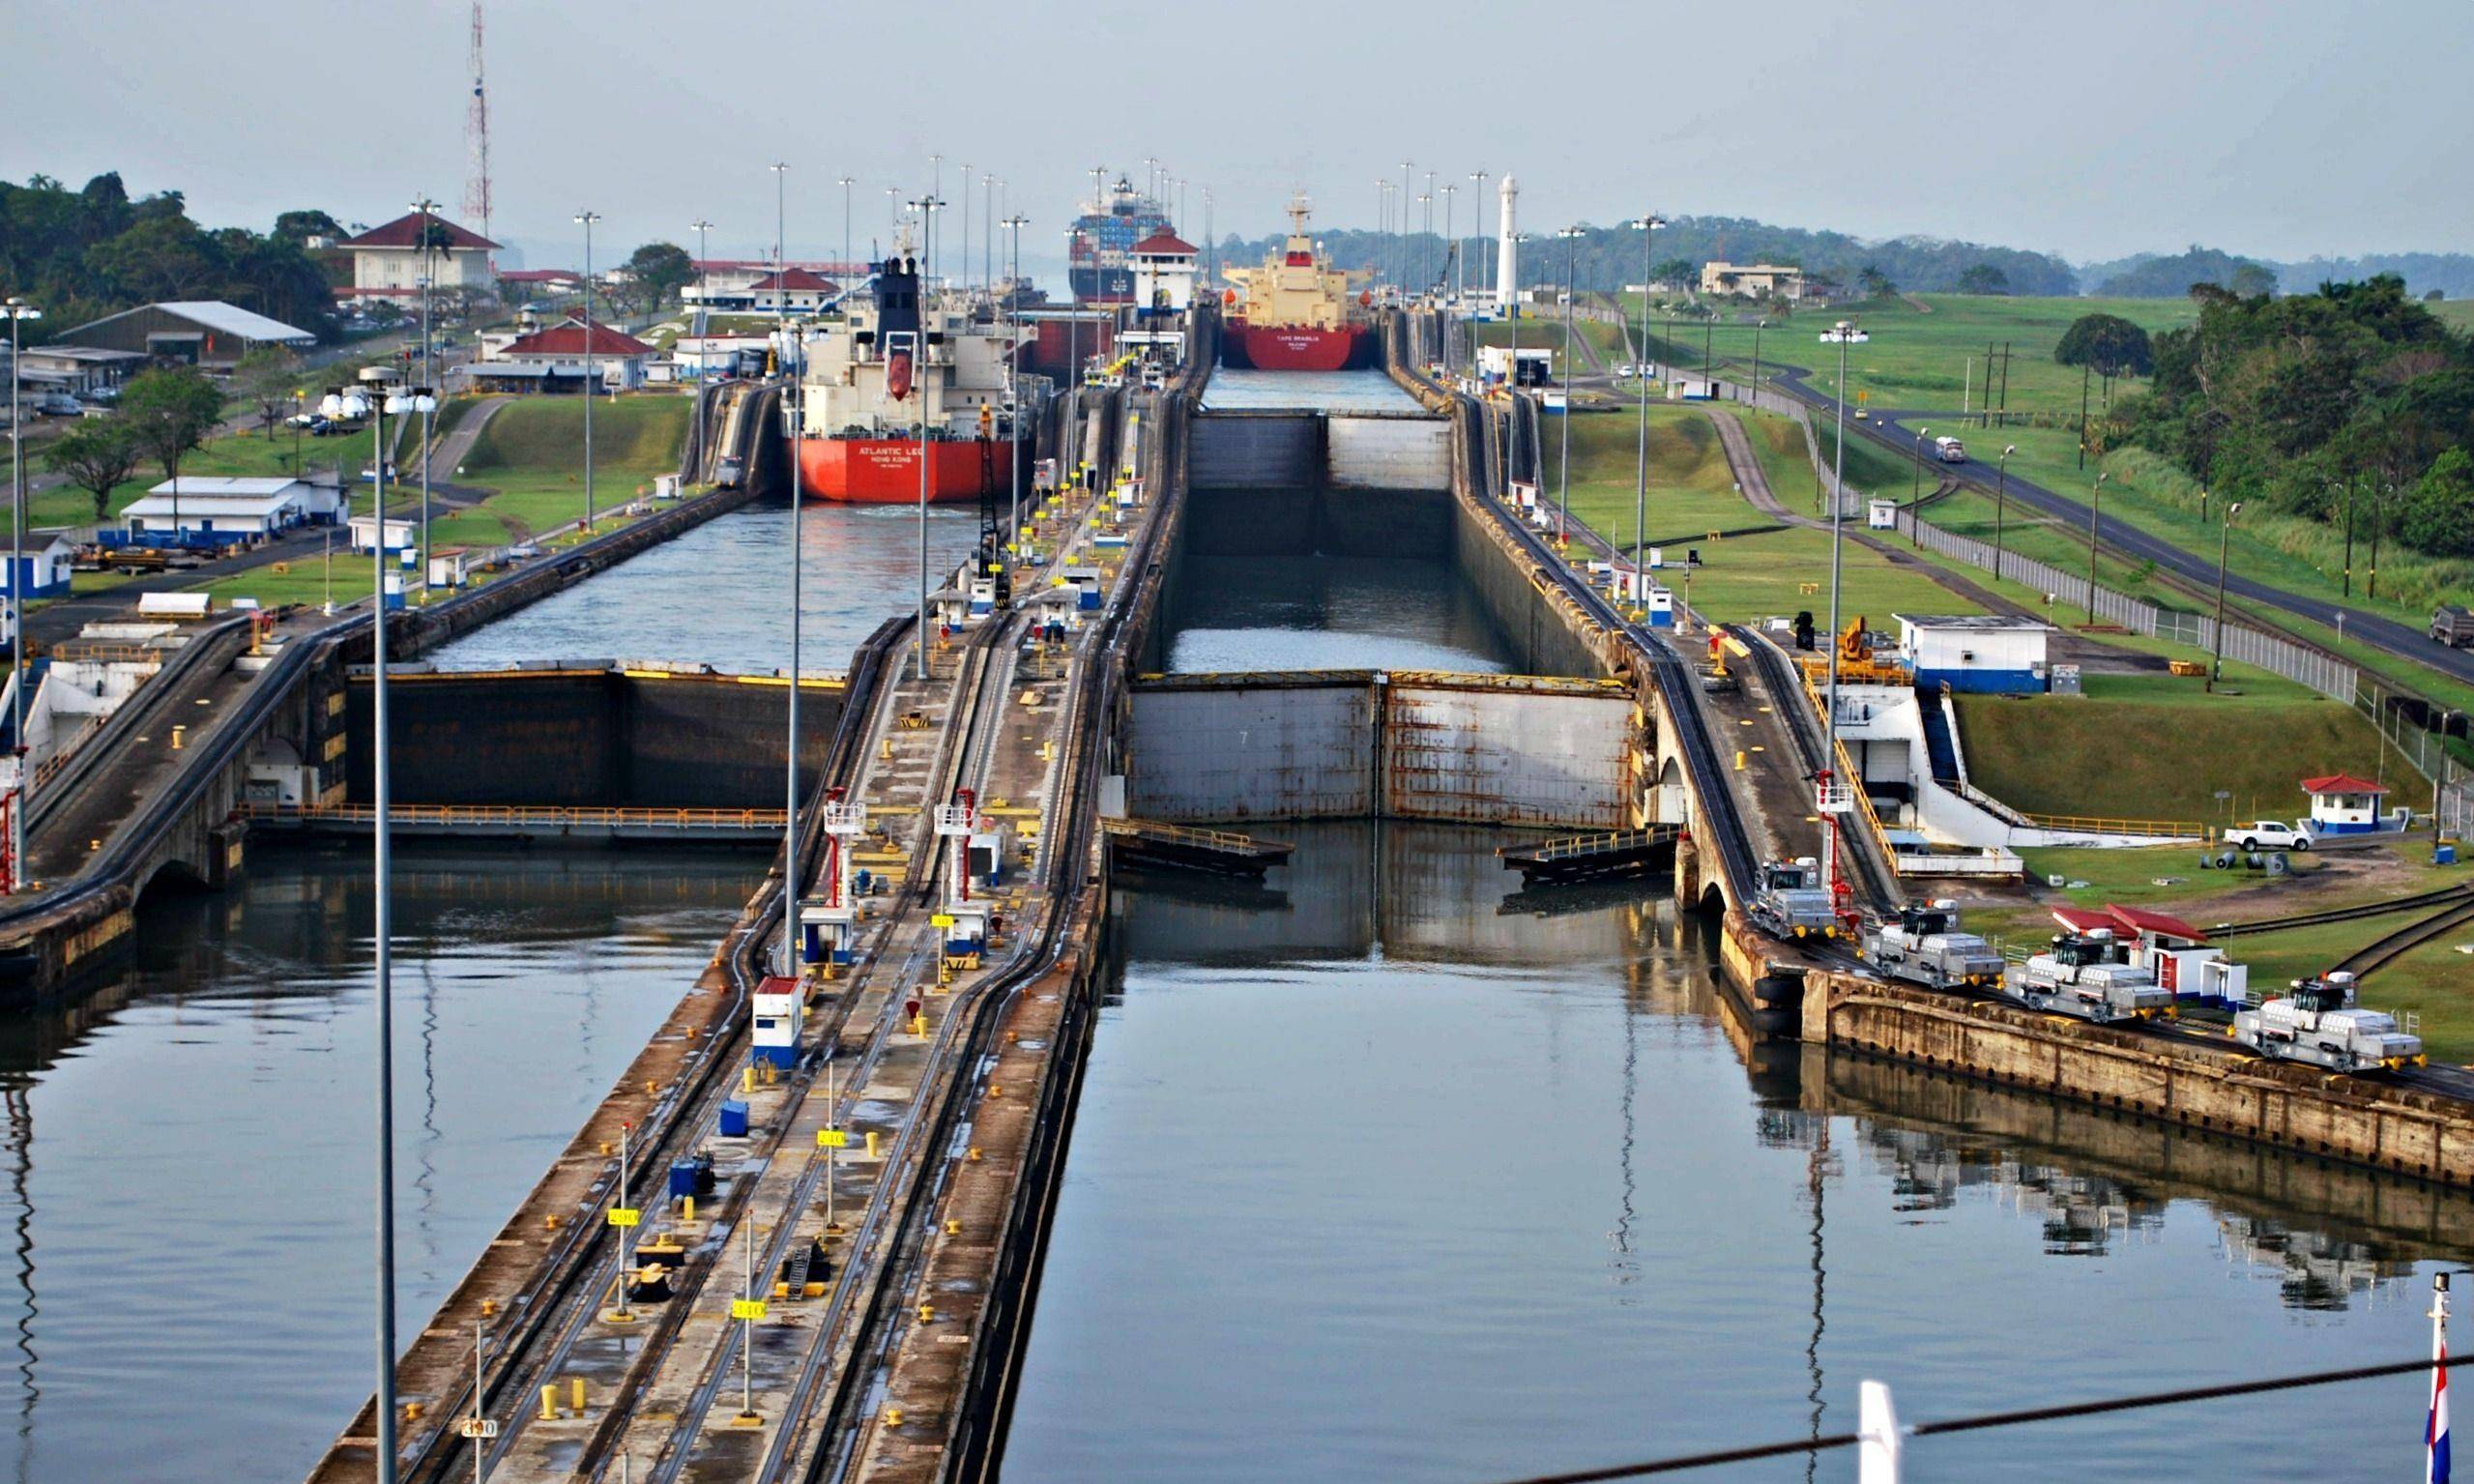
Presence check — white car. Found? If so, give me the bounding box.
[2228,820,2312,852]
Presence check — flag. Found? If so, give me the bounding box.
[2433,1333,2453,1484]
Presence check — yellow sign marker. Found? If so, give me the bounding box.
[730,1298,768,1322]
[817,1129,849,1149]
[931,913,954,928]
[607,1208,640,1228]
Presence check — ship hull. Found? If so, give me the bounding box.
[797,436,1023,504]
[1222,321,1373,372]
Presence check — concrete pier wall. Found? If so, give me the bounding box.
[1326,416,1451,488]
[1124,672,1628,828]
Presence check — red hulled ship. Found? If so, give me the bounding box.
[1219,193,1373,372]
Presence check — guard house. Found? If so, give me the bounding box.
[1129,231,1198,314]
[0,530,77,599]
[1868,498,1899,530]
[2301,773,2392,835]
[750,975,802,1069]
[2054,903,2248,1006]
[1895,613,2050,694]
[1477,344,1554,388]
[346,514,417,554]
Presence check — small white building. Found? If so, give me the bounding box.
[1477,344,1554,387]
[1700,261,1807,301]
[124,477,333,539]
[683,259,860,311]
[338,211,500,307]
[0,530,78,598]
[745,268,840,313]
[2300,773,2393,835]
[469,318,656,393]
[347,514,417,553]
[1895,613,2050,694]
[1129,231,1199,314]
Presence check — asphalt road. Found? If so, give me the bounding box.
[1764,364,2474,694]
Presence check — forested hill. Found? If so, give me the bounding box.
[1209,213,2079,298]
[0,172,340,339]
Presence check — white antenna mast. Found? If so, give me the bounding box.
[463,1,493,251]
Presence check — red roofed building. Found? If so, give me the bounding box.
[684,258,864,311]
[747,268,841,312]
[2301,773,2392,834]
[471,317,656,393]
[2047,902,2247,1004]
[339,210,500,305]
[1130,230,1199,313]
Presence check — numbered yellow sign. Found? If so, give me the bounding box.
[731,1297,768,1322]
[931,913,954,928]
[817,1128,849,1149]
[607,1208,640,1228]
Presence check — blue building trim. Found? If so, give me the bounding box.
[1915,666,2044,695]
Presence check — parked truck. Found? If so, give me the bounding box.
[2433,605,2474,649]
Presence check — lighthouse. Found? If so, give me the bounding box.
[1496,174,1519,313]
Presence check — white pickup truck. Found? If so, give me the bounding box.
[2227,820,2313,852]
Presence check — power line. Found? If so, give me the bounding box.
[1478,1351,2474,1483]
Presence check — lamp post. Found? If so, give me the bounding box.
[837,175,856,286]
[1630,215,1664,589]
[690,218,714,479]
[1749,316,1767,403]
[1909,424,1927,507]
[1441,182,1458,315]
[958,163,972,300]
[574,210,602,535]
[2334,470,2355,598]
[1004,214,1029,548]
[779,313,804,974]
[2207,500,2243,692]
[410,195,440,597]
[3,296,39,891]
[2084,472,2109,625]
[360,362,430,1484]
[1469,172,1489,305]
[1820,320,1869,789]
[1557,225,1584,543]
[1993,443,2017,583]
[1400,160,1415,295]
[1504,231,1530,498]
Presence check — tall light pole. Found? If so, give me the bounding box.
[1469,172,1489,305]
[1400,160,1414,295]
[780,310,805,972]
[837,175,856,284]
[410,196,440,596]
[1441,183,1458,315]
[1993,443,2017,582]
[690,218,713,479]
[2085,472,2109,625]
[1820,320,1869,803]
[1004,214,1029,549]
[958,163,972,299]
[1630,215,1664,586]
[3,297,39,893]
[575,210,601,533]
[361,362,429,1484]
[1909,424,1927,507]
[1557,226,1583,543]
[771,160,791,321]
[927,154,943,276]
[2208,500,2242,692]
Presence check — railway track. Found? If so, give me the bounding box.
[2210,883,2474,939]
[2336,894,2474,979]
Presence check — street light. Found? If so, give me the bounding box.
[1993,443,2017,583]
[360,361,430,1484]
[574,210,602,534]
[3,296,40,893]
[689,218,714,479]
[1004,214,1030,549]
[1400,160,1415,294]
[1909,423,1928,507]
[1819,319,1871,838]
[2208,500,2243,691]
[1469,172,1489,306]
[1557,225,1585,544]
[1504,231,1531,498]
[1441,183,1458,319]
[409,195,441,597]
[837,175,856,287]
[1630,215,1665,592]
[2084,472,2109,625]
[779,309,806,974]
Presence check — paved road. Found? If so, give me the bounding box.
[1765,365,2474,693]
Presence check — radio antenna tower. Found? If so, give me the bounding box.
[463,1,493,248]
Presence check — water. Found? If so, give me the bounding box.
[1167,553,1515,675]
[1200,369,1426,416]
[432,497,983,672]
[0,846,753,1483]
[1005,823,2464,1483]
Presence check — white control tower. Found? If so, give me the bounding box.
[1496,174,1519,310]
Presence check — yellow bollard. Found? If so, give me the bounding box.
[911,1013,927,1035]
[545,1213,562,1230]
[886,1406,904,1426]
[539,1384,560,1421]
[598,1141,612,1156]
[570,1378,586,1412]
[170,725,186,751]
[988,1085,1003,1099]
[404,1401,424,1421]
[945,1219,962,1236]
[865,1131,881,1160]
[742,1066,755,1093]
[967,1147,982,1162]
[682,1196,695,1222]
[480,1297,498,1317]
[917,1302,935,1324]
[1734,750,1746,771]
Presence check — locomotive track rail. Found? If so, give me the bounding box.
[2335,894,2474,980]
[2210,883,2474,939]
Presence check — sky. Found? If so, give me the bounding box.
[4,0,2469,276]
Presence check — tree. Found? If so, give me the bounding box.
[1857,264,1896,299]
[42,417,142,522]
[2229,262,2278,298]
[1956,263,2010,295]
[624,242,696,308]
[2403,448,2474,557]
[119,366,224,509]
[272,208,343,244]
[2427,288,2448,304]
[1650,256,1695,290]
[231,345,302,438]
[2054,312,2155,378]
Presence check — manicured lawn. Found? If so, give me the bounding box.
[450,395,691,538]
[1736,294,2200,415]
[1955,686,2430,826]
[1470,316,1627,374]
[1542,408,1774,553]
[11,425,355,538]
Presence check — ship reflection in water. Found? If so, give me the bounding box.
[1010,821,2468,1483]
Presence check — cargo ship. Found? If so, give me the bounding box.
[795,243,1035,504]
[1219,193,1373,372]
[1068,175,1174,305]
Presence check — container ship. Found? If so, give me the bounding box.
[1219,193,1373,372]
[795,245,1035,504]
[1068,175,1173,305]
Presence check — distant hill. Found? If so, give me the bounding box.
[1211,212,2081,298]
[2086,246,2474,300]
[2091,246,2277,297]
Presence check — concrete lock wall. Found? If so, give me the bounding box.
[1325,417,1451,489]
[343,670,841,809]
[1124,675,1627,827]
[1190,416,1319,489]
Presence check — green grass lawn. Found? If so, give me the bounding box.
[448,395,691,539]
[1542,408,1774,551]
[1740,294,2200,415]
[1955,685,2430,827]
[1470,316,1626,374]
[11,426,358,538]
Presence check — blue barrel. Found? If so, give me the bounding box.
[718,1100,750,1138]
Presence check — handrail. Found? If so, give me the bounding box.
[1505,827,1677,862]
[1100,816,1282,854]
[241,802,789,829]
[2020,810,2210,840]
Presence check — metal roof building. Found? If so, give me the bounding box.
[46,300,316,370]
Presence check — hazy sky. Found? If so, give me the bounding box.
[6,0,2467,273]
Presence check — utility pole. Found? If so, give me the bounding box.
[2,297,39,894]
[1631,215,1663,586]
[2085,473,2109,625]
[411,195,439,596]
[575,210,601,533]
[2207,501,2242,691]
[2077,361,2091,471]
[1557,224,1583,544]
[690,218,713,479]
[1993,444,2017,582]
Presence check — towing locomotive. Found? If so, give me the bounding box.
[1749,858,1841,939]
[1862,901,2006,990]
[2001,928,2175,1024]
[2231,972,2427,1072]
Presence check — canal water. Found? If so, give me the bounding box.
[432,496,984,672]
[1163,551,1515,676]
[1004,822,2465,1482]
[0,847,754,1484]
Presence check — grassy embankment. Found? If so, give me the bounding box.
[1469,316,1628,376]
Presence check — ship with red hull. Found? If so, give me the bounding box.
[1221,193,1373,372]
[794,239,1035,504]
